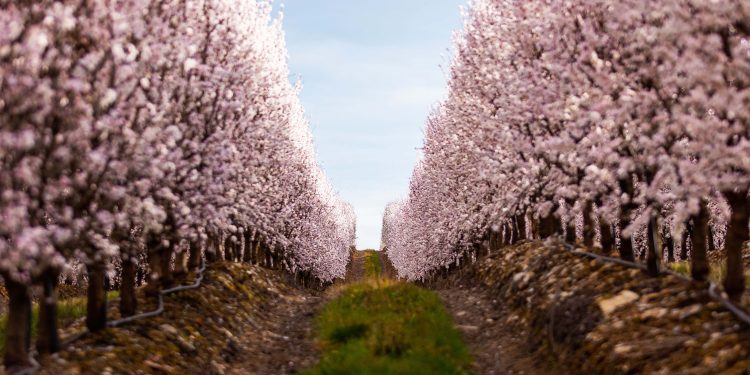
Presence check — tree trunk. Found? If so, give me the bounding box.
[160,244,174,288]
[188,240,202,270]
[146,236,163,297]
[599,220,614,254]
[665,234,675,263]
[4,279,32,369]
[243,232,252,263]
[618,177,636,261]
[565,220,577,244]
[530,216,540,240]
[217,233,225,260]
[723,190,749,300]
[490,230,501,252]
[517,214,527,241]
[120,255,137,318]
[36,270,61,355]
[539,210,561,239]
[707,224,717,251]
[582,202,595,248]
[617,212,636,262]
[646,216,660,277]
[205,235,218,263]
[250,238,260,265]
[253,240,261,265]
[223,236,233,261]
[241,232,248,262]
[619,234,635,262]
[690,201,710,282]
[511,217,520,244]
[680,222,692,261]
[86,262,108,332]
[173,249,188,277]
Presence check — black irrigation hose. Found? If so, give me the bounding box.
[13,356,40,375]
[56,259,208,352]
[557,240,750,326]
[707,283,750,326]
[108,259,207,328]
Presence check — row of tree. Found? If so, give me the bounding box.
[0,0,355,371]
[383,0,749,298]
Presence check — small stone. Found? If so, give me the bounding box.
[210,360,227,375]
[176,335,197,353]
[677,304,702,320]
[512,272,534,289]
[614,344,632,354]
[221,328,235,338]
[640,308,669,320]
[598,290,639,316]
[456,311,467,317]
[160,324,179,336]
[457,324,480,332]
[145,360,176,374]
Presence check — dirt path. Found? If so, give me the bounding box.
[344,250,368,282]
[229,280,324,374]
[436,284,563,375]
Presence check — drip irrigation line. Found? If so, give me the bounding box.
[18,260,209,375]
[108,259,207,328]
[557,241,750,326]
[47,259,208,369]
[707,283,750,325]
[13,356,40,375]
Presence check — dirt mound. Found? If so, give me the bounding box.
[37,263,322,375]
[439,241,750,374]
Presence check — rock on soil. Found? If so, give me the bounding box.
[458,240,750,374]
[37,263,322,375]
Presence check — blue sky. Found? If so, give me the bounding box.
[278,0,466,249]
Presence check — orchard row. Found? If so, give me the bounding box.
[383,0,750,296]
[0,0,354,370]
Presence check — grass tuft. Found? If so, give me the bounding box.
[667,261,750,286]
[363,251,382,279]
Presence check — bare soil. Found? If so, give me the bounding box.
[344,250,368,282]
[436,284,562,375]
[229,279,322,374]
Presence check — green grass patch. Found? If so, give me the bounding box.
[667,261,750,286]
[363,251,382,279]
[305,281,470,375]
[0,291,119,353]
